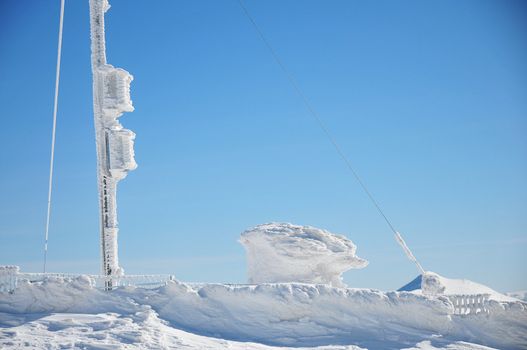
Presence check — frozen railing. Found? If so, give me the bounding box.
[0,266,20,293]
[0,267,493,317]
[447,294,491,315]
[0,268,174,293]
[97,274,175,289]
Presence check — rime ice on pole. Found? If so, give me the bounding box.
[240,223,368,287]
[89,0,136,285]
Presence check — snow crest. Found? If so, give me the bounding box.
[400,272,520,303]
[1,277,526,349]
[240,223,368,287]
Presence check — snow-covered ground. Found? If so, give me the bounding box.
[0,312,500,350]
[1,311,364,350]
[1,275,526,350]
[400,272,518,302]
[0,311,496,350]
[1,225,525,349]
[507,290,527,302]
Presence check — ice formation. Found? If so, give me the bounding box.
[421,272,447,295]
[0,266,18,293]
[239,223,368,287]
[89,0,136,282]
[1,275,526,349]
[400,272,519,302]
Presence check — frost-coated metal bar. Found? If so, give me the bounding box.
[89,0,137,290]
[89,0,114,289]
[4,271,175,292]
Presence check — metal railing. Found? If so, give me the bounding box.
[0,268,175,293]
[447,294,491,315]
[0,266,19,293]
[0,267,495,318]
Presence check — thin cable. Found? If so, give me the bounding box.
[237,0,425,274]
[44,0,65,273]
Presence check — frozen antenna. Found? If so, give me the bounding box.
[89,0,137,290]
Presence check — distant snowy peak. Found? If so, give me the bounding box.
[399,272,519,302]
[240,223,367,287]
[399,274,423,292]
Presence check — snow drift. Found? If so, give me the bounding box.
[1,275,526,350]
[240,223,368,287]
[507,290,527,302]
[400,272,519,302]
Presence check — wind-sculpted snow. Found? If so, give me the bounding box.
[507,290,527,302]
[0,311,365,350]
[240,223,368,287]
[401,272,518,302]
[1,277,526,349]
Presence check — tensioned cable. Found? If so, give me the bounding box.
[43,0,66,273]
[237,0,425,274]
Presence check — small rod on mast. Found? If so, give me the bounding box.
[43,0,66,273]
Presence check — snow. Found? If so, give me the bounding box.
[401,272,519,302]
[506,290,527,302]
[0,312,367,350]
[0,313,497,350]
[0,266,18,293]
[1,275,526,350]
[240,223,368,287]
[2,0,525,348]
[403,341,496,350]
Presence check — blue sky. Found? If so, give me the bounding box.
[0,0,526,291]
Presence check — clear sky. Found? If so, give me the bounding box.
[0,0,526,291]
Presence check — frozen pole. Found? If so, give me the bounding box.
[89,0,137,290]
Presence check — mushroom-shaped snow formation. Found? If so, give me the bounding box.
[239,223,368,287]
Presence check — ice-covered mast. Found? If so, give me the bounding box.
[89,0,137,289]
